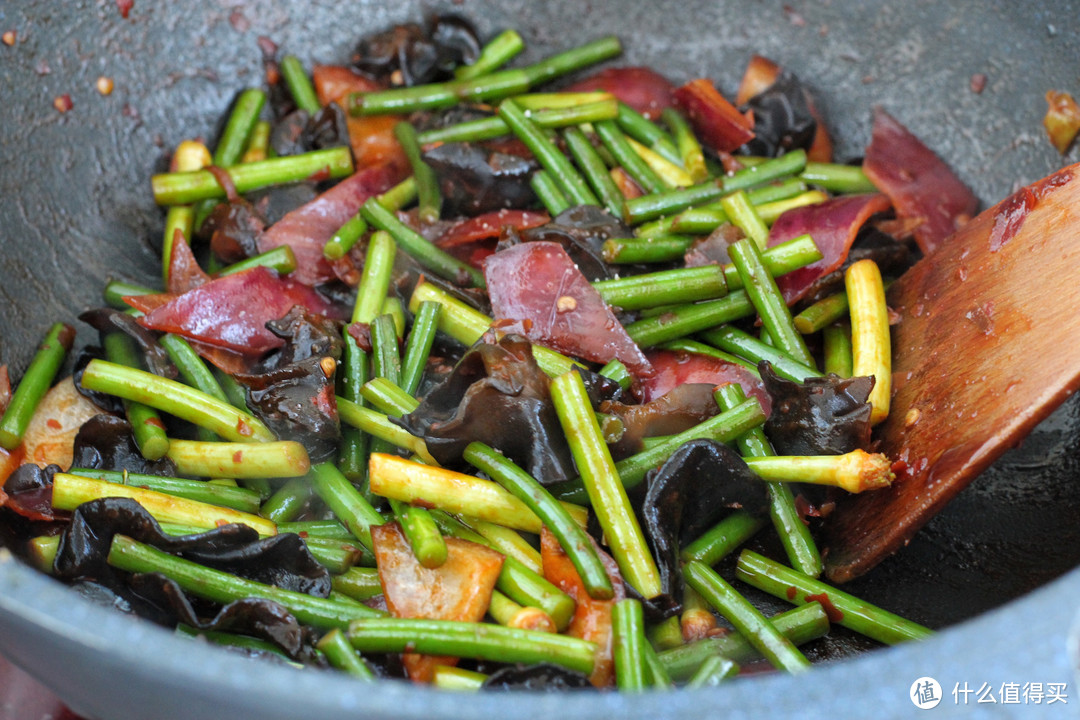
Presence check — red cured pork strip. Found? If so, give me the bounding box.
[767,193,892,304]
[485,242,653,377]
[674,78,755,154]
[565,66,675,120]
[256,163,405,286]
[436,209,550,250]
[131,267,346,356]
[863,107,978,256]
[639,349,772,416]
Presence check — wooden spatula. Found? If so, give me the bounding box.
[822,162,1080,583]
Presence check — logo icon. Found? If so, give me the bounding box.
[911,677,943,709]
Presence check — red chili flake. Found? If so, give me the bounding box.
[216,519,229,527]
[53,94,73,113]
[1,30,15,46]
[145,417,166,429]
[314,386,336,415]
[265,63,281,86]
[491,317,533,333]
[46,418,62,430]
[786,586,797,601]
[989,186,1035,252]
[298,531,309,538]
[793,493,819,520]
[256,36,278,61]
[232,450,243,463]
[0,366,10,414]
[236,418,253,436]
[412,497,436,510]
[116,0,134,19]
[305,166,332,183]
[717,151,745,175]
[804,592,844,623]
[969,73,987,94]
[228,10,250,32]
[347,322,373,352]
[783,5,807,27]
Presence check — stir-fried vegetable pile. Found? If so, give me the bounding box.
[4,14,985,689]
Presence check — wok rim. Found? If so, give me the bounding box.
[1,547,1077,719]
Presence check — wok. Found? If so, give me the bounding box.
[1,0,1079,717]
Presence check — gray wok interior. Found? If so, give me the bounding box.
[1,0,1079,717]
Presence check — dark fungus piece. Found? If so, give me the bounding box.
[578,364,625,406]
[198,197,267,264]
[416,272,493,317]
[270,104,350,158]
[513,205,634,281]
[260,306,344,367]
[180,531,332,597]
[269,107,307,156]
[68,578,218,632]
[353,22,433,84]
[642,439,769,609]
[128,574,320,662]
[234,307,344,463]
[236,357,340,462]
[352,15,480,87]
[422,142,539,216]
[482,663,594,691]
[414,105,493,133]
[740,70,817,158]
[71,414,179,477]
[137,574,319,664]
[79,307,177,380]
[2,463,64,522]
[684,222,744,268]
[54,497,252,582]
[248,182,321,227]
[54,497,331,597]
[72,347,123,415]
[849,227,914,277]
[601,383,719,459]
[395,334,577,485]
[428,14,482,74]
[760,361,874,456]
